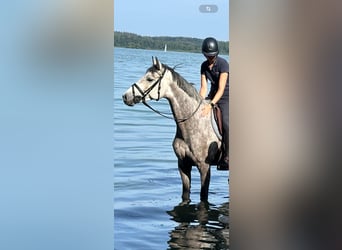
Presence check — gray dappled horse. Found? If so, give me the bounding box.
[122,57,222,202]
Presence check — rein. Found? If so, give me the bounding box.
[130,67,202,123]
[143,99,202,123]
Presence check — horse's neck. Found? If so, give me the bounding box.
[166,83,200,124]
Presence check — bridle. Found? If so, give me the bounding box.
[131,67,166,103]
[130,67,202,123]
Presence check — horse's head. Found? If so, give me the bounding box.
[122,57,169,106]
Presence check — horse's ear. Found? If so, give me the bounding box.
[152,56,162,70]
[155,57,162,70]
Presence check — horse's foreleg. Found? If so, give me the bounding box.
[199,165,211,201]
[178,159,192,202]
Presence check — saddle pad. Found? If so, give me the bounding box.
[211,106,222,141]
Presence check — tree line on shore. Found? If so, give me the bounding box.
[114,31,229,55]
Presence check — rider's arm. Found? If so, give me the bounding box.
[210,72,228,105]
[199,74,208,99]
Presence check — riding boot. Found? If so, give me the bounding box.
[217,132,229,171]
[217,156,229,170]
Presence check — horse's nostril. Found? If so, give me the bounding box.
[122,94,127,101]
[133,96,142,103]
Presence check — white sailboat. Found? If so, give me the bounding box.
[164,44,167,52]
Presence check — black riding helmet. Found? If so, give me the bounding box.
[202,37,219,56]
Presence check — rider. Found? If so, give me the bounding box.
[199,37,229,170]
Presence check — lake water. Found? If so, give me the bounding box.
[114,47,230,249]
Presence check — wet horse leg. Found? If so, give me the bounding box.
[199,164,211,201]
[178,159,192,202]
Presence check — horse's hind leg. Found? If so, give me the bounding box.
[199,164,211,201]
[178,159,192,202]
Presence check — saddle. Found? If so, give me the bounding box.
[211,104,223,140]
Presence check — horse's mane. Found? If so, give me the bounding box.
[163,64,202,102]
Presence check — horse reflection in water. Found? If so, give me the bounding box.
[167,202,229,249]
[122,57,223,202]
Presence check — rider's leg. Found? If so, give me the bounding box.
[218,99,229,169]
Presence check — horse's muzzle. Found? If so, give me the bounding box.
[122,93,142,106]
[122,93,132,106]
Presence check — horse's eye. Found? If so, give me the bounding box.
[147,78,154,82]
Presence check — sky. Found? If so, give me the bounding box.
[114,0,229,41]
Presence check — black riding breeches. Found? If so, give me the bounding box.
[218,99,229,157]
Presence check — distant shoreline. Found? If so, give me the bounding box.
[114,31,229,55]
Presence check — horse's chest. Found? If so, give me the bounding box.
[173,122,218,161]
[174,136,208,160]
